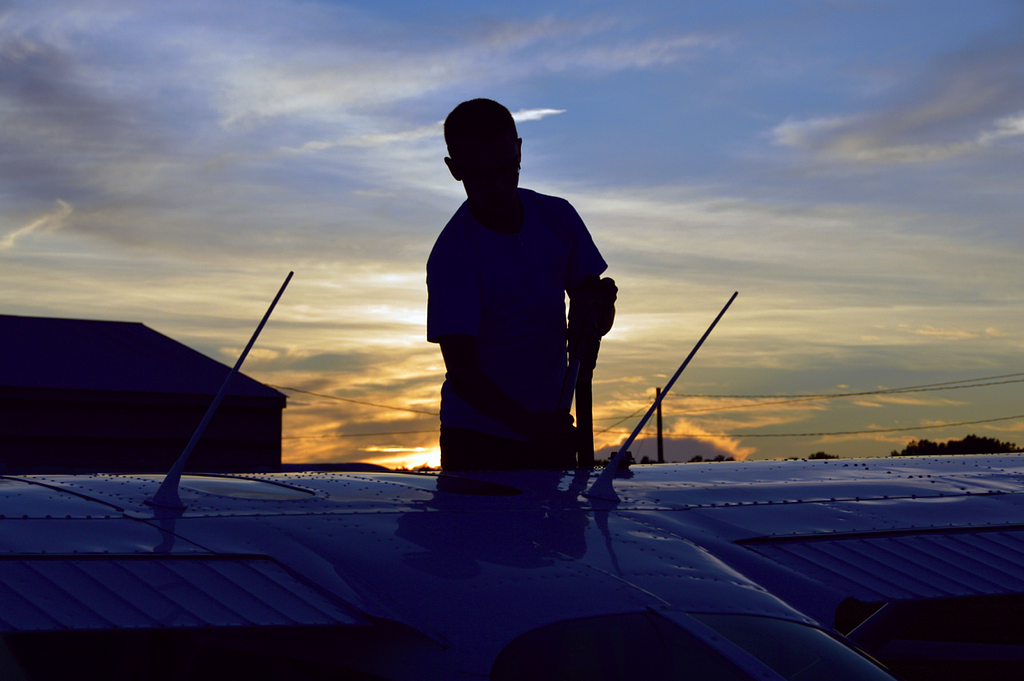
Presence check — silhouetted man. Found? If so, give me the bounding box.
[427,98,615,471]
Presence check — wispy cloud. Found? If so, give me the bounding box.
[512,108,566,122]
[770,39,1024,166]
[276,110,566,154]
[0,200,72,250]
[772,113,1022,165]
[912,326,980,340]
[977,112,1024,145]
[542,33,723,72]
[1,2,723,260]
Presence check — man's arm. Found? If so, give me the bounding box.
[436,334,574,446]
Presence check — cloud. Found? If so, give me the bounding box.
[665,420,756,461]
[771,112,1021,165]
[770,38,1024,165]
[0,33,160,206]
[277,108,565,159]
[854,395,969,408]
[0,1,725,263]
[179,13,718,129]
[595,417,756,462]
[977,112,1024,145]
[573,183,1023,309]
[512,108,566,122]
[278,109,565,154]
[0,199,72,250]
[546,34,722,72]
[282,123,444,153]
[771,116,852,148]
[912,326,980,340]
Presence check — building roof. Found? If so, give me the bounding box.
[0,314,284,400]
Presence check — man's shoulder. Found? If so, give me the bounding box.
[428,203,474,270]
[520,187,575,213]
[520,188,585,235]
[437,201,471,234]
[432,202,471,244]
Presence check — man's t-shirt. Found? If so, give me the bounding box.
[426,187,607,440]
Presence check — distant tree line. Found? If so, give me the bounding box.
[781,452,839,461]
[394,435,1021,471]
[598,454,736,465]
[890,434,1021,457]
[614,454,737,464]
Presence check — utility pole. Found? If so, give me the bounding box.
[656,386,664,463]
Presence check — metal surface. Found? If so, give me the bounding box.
[4,455,1024,678]
[747,528,1024,602]
[0,556,363,632]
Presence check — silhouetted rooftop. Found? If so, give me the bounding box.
[0,314,283,400]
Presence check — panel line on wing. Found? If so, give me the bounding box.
[747,529,1024,602]
[0,556,365,633]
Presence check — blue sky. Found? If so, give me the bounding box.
[3,0,1024,467]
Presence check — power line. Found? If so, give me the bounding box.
[591,373,1024,421]
[593,372,1024,440]
[273,372,1023,421]
[672,372,1024,400]
[665,374,1024,415]
[729,413,1024,437]
[597,413,1024,439]
[274,372,1024,442]
[665,378,1024,415]
[596,405,649,434]
[270,384,439,416]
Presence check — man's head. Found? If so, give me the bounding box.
[444,99,522,224]
[444,98,518,162]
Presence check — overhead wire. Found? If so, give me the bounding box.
[273,372,1024,441]
[596,413,1024,439]
[673,372,1024,399]
[270,384,439,416]
[665,373,1024,415]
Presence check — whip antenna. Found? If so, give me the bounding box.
[147,271,293,510]
[585,291,737,503]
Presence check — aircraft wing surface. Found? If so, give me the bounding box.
[2,455,1022,680]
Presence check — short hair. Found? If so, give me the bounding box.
[444,99,518,158]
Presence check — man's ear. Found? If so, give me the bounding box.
[444,156,462,182]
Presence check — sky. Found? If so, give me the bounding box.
[3,0,1024,468]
